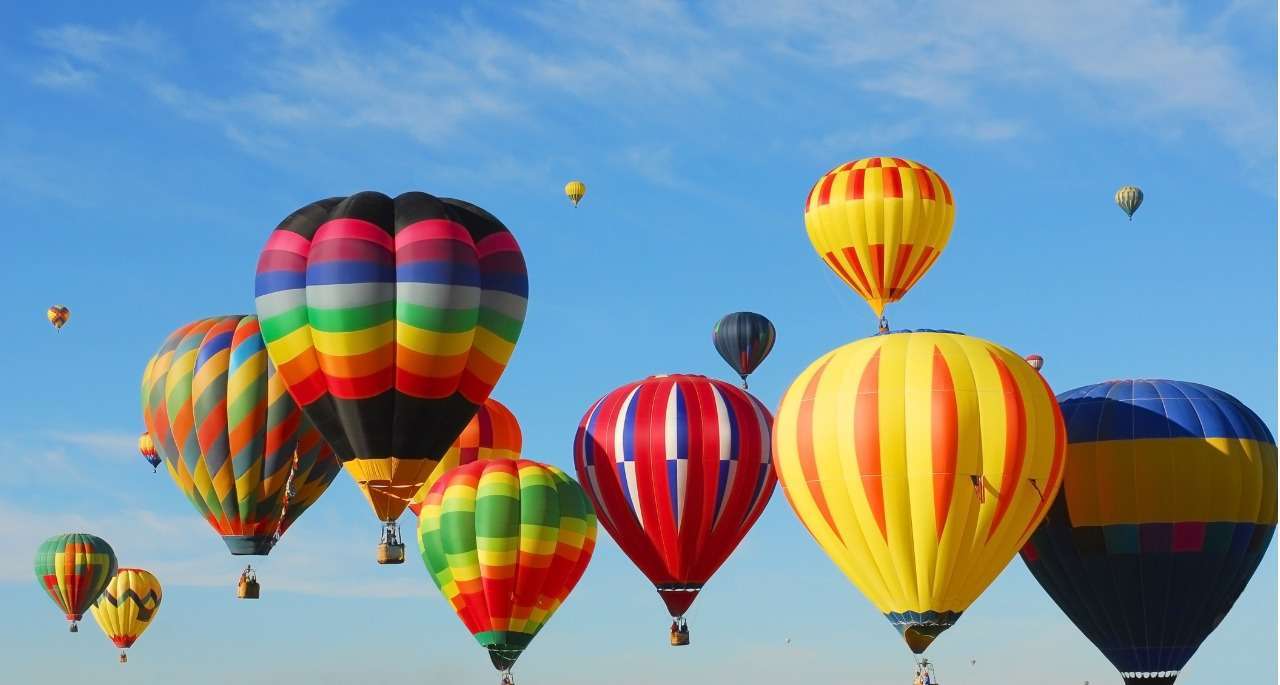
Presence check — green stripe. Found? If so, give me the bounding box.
[258,307,309,342]
[308,301,395,332]
[478,308,524,343]
[397,302,479,333]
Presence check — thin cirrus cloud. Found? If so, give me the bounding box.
[21,1,1274,174]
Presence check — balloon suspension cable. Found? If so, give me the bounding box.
[969,474,986,504]
[878,316,890,334]
[499,669,515,685]
[119,650,128,664]
[241,564,257,583]
[1028,478,1046,502]
[69,619,78,633]
[740,374,749,390]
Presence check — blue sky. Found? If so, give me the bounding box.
[1,1,1275,683]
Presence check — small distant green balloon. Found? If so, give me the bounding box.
[1115,185,1143,220]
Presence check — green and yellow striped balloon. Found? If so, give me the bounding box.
[34,533,117,632]
[419,459,596,679]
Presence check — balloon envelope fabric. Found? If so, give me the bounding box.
[418,459,596,675]
[803,158,955,318]
[573,374,776,620]
[89,568,162,660]
[141,315,339,555]
[1020,379,1277,685]
[408,397,522,517]
[254,191,529,524]
[772,330,1066,653]
[34,533,118,630]
[712,312,776,386]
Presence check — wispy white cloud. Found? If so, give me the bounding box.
[30,57,95,90]
[49,430,138,456]
[29,22,169,89]
[23,0,1273,181]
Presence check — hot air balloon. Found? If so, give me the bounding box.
[418,459,596,684]
[1025,354,1044,372]
[254,191,528,563]
[89,568,162,663]
[47,305,70,330]
[1115,185,1143,220]
[34,533,117,632]
[574,374,775,645]
[773,330,1066,657]
[1020,380,1276,685]
[138,432,161,472]
[141,315,341,595]
[712,312,777,389]
[407,397,522,517]
[564,180,586,208]
[803,158,955,328]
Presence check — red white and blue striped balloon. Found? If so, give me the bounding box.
[574,374,775,621]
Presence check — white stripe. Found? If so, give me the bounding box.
[712,385,735,526]
[615,388,643,521]
[665,386,685,529]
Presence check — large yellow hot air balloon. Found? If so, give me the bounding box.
[773,329,1065,656]
[803,158,954,324]
[564,180,586,207]
[89,568,162,663]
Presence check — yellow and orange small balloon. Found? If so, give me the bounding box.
[804,158,955,320]
[47,305,70,330]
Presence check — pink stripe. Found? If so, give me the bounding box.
[262,230,312,257]
[313,218,395,249]
[396,219,473,246]
[476,231,521,257]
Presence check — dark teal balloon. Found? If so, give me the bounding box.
[712,312,776,387]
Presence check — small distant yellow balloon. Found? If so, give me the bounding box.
[564,180,586,208]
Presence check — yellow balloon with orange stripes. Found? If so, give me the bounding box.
[803,157,955,319]
[772,329,1066,655]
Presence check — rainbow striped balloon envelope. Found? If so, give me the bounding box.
[1021,379,1276,685]
[255,192,529,533]
[418,459,596,680]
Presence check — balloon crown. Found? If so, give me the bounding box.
[876,328,964,336]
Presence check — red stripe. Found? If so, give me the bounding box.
[930,347,958,539]
[939,176,953,205]
[856,350,887,539]
[1017,377,1068,540]
[890,157,908,167]
[869,243,886,294]
[887,243,914,297]
[816,174,836,207]
[795,360,843,543]
[900,246,937,293]
[840,246,876,297]
[883,166,903,199]
[986,352,1028,543]
[824,251,869,299]
[914,168,936,200]
[867,157,882,168]
[848,169,866,200]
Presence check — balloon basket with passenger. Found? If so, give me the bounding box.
[669,616,690,646]
[377,521,406,565]
[236,565,260,600]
